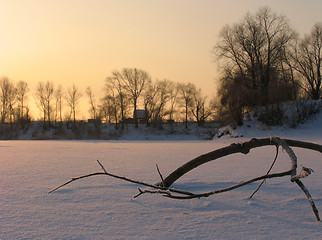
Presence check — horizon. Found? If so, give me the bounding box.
[1,0,322,119]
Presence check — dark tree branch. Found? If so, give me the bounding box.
[294,179,320,221]
[156,164,165,185]
[249,144,279,198]
[48,172,107,194]
[160,137,321,189]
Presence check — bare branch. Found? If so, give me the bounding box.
[249,144,279,198]
[48,172,107,194]
[97,160,108,173]
[161,137,321,188]
[156,164,164,183]
[163,170,292,199]
[294,179,320,221]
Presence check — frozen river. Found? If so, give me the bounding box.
[1,140,321,239]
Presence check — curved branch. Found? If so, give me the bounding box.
[160,137,321,188]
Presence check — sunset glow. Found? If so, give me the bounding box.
[1,0,321,119]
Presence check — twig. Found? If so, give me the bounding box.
[156,164,165,184]
[97,160,108,173]
[48,172,107,194]
[133,187,172,198]
[249,144,279,198]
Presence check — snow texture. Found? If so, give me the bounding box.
[1,112,321,239]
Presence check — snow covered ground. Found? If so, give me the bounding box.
[1,113,321,239]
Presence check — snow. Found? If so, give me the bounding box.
[1,112,322,239]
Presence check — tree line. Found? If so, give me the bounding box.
[0,69,215,130]
[1,7,321,131]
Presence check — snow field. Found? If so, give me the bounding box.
[1,139,321,239]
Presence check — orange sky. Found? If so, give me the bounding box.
[1,0,321,119]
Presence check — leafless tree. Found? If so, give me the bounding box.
[143,80,158,126]
[99,95,115,124]
[105,71,128,130]
[293,23,322,99]
[121,68,151,128]
[0,77,16,124]
[35,81,54,128]
[54,85,64,124]
[144,79,174,127]
[167,82,179,122]
[86,87,99,120]
[214,7,296,107]
[177,82,196,128]
[16,80,29,121]
[66,84,82,123]
[154,79,173,123]
[191,88,212,125]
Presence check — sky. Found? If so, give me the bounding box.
[1,0,322,119]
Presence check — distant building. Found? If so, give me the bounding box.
[87,119,101,124]
[134,109,147,123]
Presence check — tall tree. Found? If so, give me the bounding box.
[99,95,115,124]
[191,88,212,126]
[16,80,29,122]
[167,82,179,122]
[178,82,196,128]
[86,87,99,120]
[153,79,173,123]
[105,71,128,130]
[66,84,82,123]
[143,80,158,126]
[214,7,296,107]
[54,85,64,124]
[293,23,322,100]
[0,77,16,124]
[121,68,151,128]
[35,81,54,128]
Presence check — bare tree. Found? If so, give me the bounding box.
[214,7,296,107]
[143,79,174,127]
[177,82,196,128]
[191,88,212,126]
[121,68,151,128]
[86,87,99,120]
[167,82,179,122]
[153,79,173,123]
[0,77,16,124]
[143,80,158,126]
[293,23,322,100]
[105,71,128,130]
[35,81,54,128]
[54,85,64,124]
[16,80,29,122]
[66,84,82,123]
[99,95,115,124]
